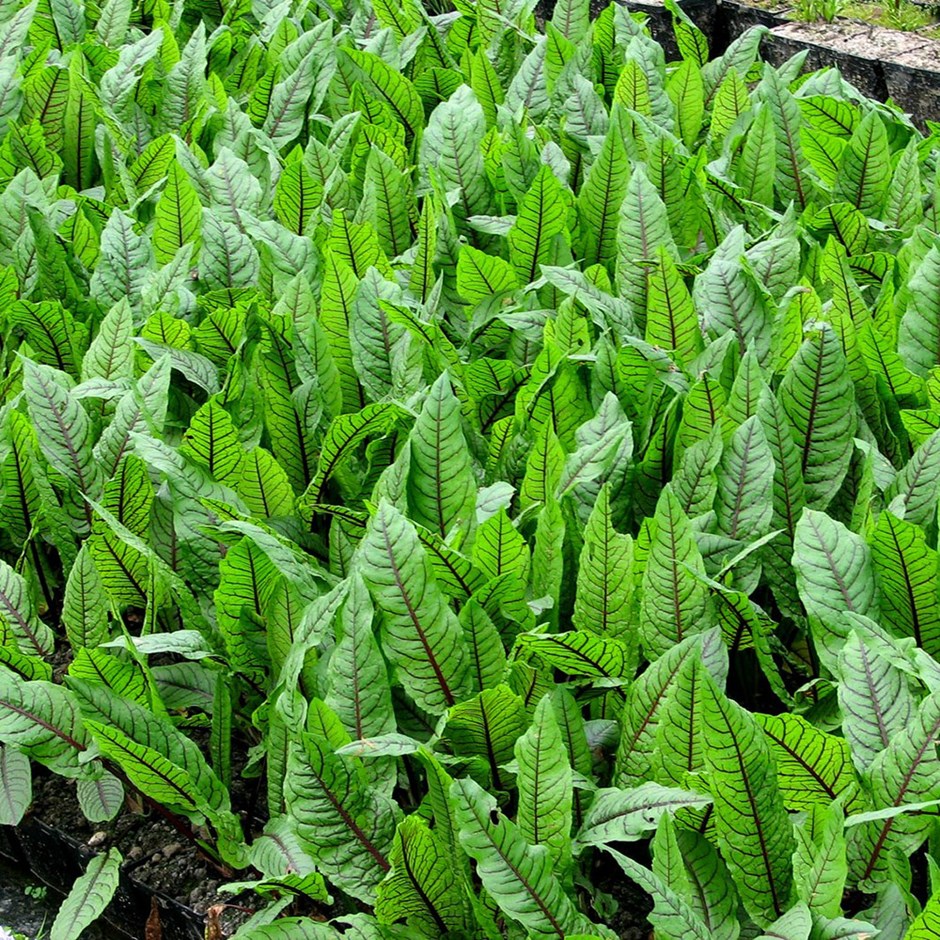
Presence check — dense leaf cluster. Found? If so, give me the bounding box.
[1,0,940,936]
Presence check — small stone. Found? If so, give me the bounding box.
[189,886,202,906]
[152,852,162,864]
[162,842,182,859]
[127,845,143,860]
[87,831,108,847]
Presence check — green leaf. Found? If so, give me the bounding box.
[95,0,130,44]
[551,0,589,41]
[884,139,923,234]
[457,244,517,305]
[71,678,229,812]
[651,649,709,788]
[85,720,204,812]
[274,160,322,236]
[884,426,940,527]
[847,691,940,889]
[738,103,776,206]
[9,301,83,377]
[237,448,295,519]
[360,149,412,260]
[715,416,773,541]
[759,68,811,209]
[95,354,171,477]
[161,24,206,131]
[604,848,711,940]
[200,211,259,290]
[753,904,812,940]
[573,782,711,852]
[325,572,396,746]
[50,847,122,940]
[82,298,133,383]
[357,501,471,714]
[460,597,506,692]
[792,510,878,665]
[420,86,491,226]
[755,713,861,812]
[616,165,675,315]
[305,402,403,505]
[668,59,705,148]
[870,510,940,655]
[793,803,846,918]
[910,891,940,938]
[757,386,806,610]
[508,165,568,286]
[701,674,795,927]
[837,629,915,772]
[445,685,526,791]
[577,110,630,270]
[709,66,750,141]
[0,744,31,825]
[573,486,634,640]
[616,630,726,786]
[408,373,476,537]
[900,246,940,378]
[474,509,529,582]
[152,161,201,266]
[694,229,772,361]
[531,499,565,627]
[653,819,739,940]
[214,536,278,679]
[77,772,124,823]
[69,648,148,706]
[90,208,152,309]
[520,420,566,512]
[265,32,335,148]
[516,631,633,683]
[375,815,470,937]
[777,325,856,510]
[834,111,890,217]
[672,425,722,519]
[516,694,572,869]
[180,398,245,486]
[645,247,702,364]
[126,134,176,192]
[286,719,398,903]
[343,48,423,140]
[640,485,712,658]
[0,556,53,657]
[557,397,631,502]
[0,662,87,774]
[23,358,101,501]
[62,64,95,191]
[0,410,44,545]
[666,0,709,64]
[451,777,611,939]
[613,59,652,117]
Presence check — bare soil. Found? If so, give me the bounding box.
[0,852,111,939]
[772,17,933,54]
[22,771,254,937]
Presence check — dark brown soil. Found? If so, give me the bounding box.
[607,883,654,939]
[26,771,252,935]
[592,851,655,939]
[0,852,111,939]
